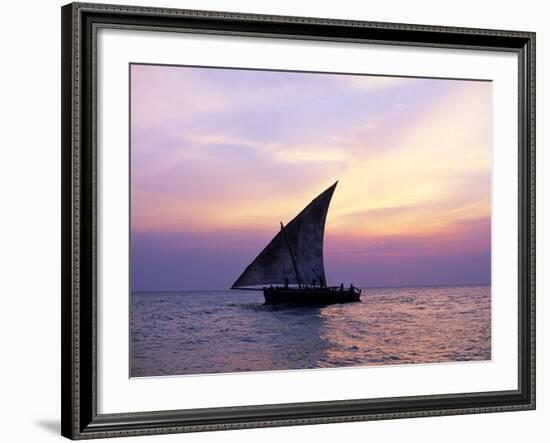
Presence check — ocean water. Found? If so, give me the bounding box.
[130,285,490,377]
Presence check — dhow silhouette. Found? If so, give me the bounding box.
[232,181,361,305]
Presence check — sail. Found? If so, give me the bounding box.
[232,182,337,288]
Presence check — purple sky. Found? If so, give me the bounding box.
[130,64,492,291]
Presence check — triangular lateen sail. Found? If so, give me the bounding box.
[231,182,337,288]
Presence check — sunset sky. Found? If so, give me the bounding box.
[130,64,492,291]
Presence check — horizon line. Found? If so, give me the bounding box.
[132,282,491,294]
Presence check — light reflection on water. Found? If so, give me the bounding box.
[130,285,490,377]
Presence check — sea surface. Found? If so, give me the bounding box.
[130,285,490,377]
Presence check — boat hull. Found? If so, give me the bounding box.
[263,287,361,305]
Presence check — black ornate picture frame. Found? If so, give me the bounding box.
[61,2,535,439]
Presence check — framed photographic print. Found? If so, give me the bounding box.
[61,2,536,439]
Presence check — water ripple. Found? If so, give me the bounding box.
[130,285,491,377]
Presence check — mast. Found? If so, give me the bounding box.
[280,221,302,288]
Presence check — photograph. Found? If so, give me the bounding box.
[129,63,492,377]
[0,0,543,440]
[54,1,537,440]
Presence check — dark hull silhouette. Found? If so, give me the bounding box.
[263,286,361,305]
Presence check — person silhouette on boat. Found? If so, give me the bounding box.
[312,278,317,287]
[350,283,355,291]
[340,283,344,291]
[284,277,289,289]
